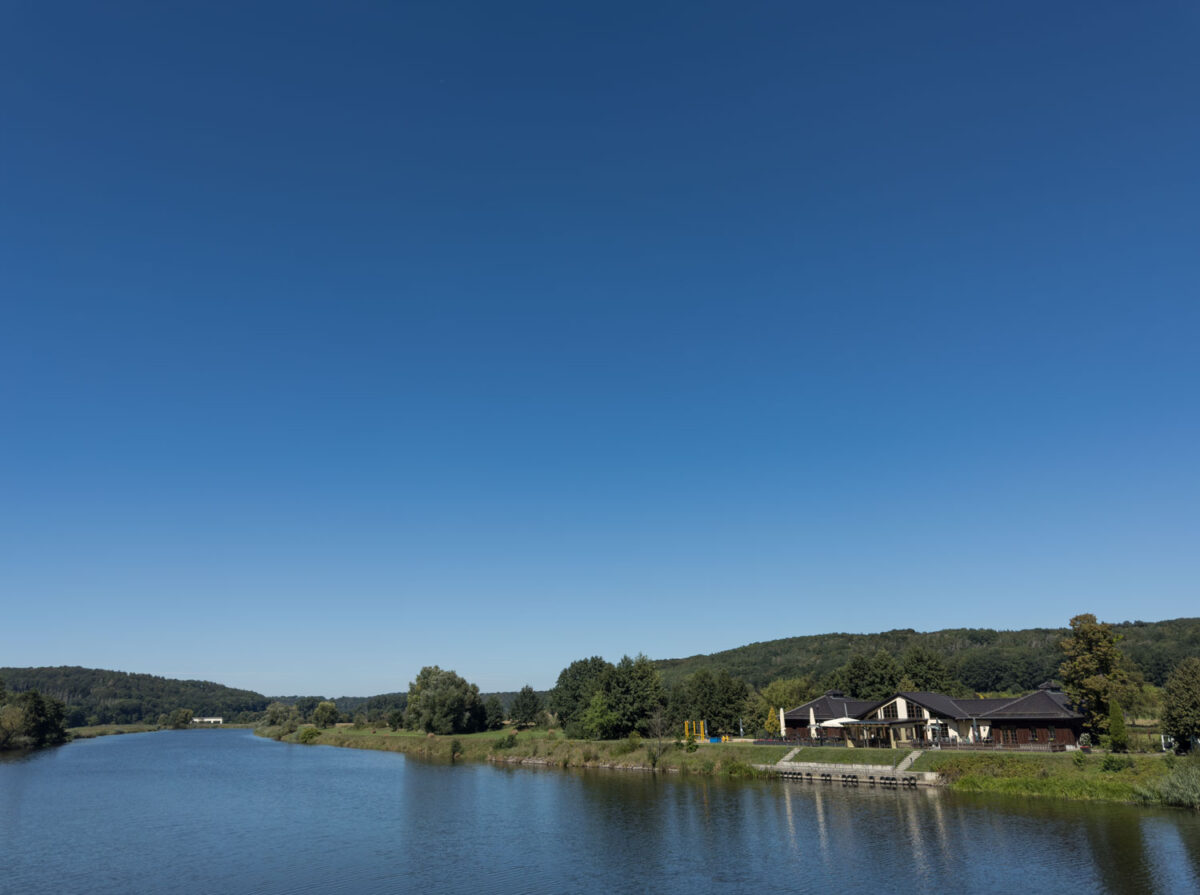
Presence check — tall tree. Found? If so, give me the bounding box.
[1059,614,1138,736]
[483,696,506,731]
[664,668,753,736]
[405,666,486,735]
[312,701,339,728]
[836,650,901,699]
[898,646,962,693]
[17,690,67,748]
[601,655,665,738]
[1161,657,1200,753]
[549,656,612,734]
[509,686,542,729]
[751,678,816,736]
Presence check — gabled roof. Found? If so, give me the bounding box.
[977,688,1082,720]
[784,687,1082,725]
[895,691,973,720]
[783,692,880,722]
[953,697,1016,714]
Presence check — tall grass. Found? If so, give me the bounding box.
[1136,755,1200,809]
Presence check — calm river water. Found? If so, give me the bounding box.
[2,729,1198,894]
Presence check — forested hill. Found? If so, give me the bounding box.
[654,617,1200,692]
[0,666,269,726]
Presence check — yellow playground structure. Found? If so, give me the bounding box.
[683,721,732,742]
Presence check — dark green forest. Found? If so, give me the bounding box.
[653,617,1200,692]
[0,666,269,726]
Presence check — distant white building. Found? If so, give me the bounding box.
[193,717,223,725]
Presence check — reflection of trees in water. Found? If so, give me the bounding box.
[567,770,1199,892]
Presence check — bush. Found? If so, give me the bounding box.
[494,733,518,750]
[1108,702,1129,753]
[1101,753,1134,773]
[1073,750,1088,769]
[297,727,321,744]
[1137,757,1200,809]
[611,732,643,756]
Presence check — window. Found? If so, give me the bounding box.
[882,702,898,720]
[905,701,924,720]
[1002,727,1017,745]
[1029,728,1038,743]
[1048,726,1057,743]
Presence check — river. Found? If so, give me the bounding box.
[2,729,1198,893]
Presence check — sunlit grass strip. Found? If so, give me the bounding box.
[255,725,790,778]
[910,750,1174,802]
[68,724,160,738]
[787,747,912,767]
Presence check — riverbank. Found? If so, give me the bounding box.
[256,725,789,778]
[67,722,254,740]
[257,724,1199,808]
[909,749,1199,808]
[68,724,161,739]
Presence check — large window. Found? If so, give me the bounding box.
[882,702,898,720]
[905,701,924,720]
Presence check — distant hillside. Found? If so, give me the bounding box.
[0,666,269,726]
[653,617,1200,692]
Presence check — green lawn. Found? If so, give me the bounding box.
[787,746,913,767]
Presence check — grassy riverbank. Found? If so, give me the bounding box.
[787,747,913,767]
[68,723,161,739]
[257,725,790,778]
[68,723,253,740]
[908,750,1193,804]
[256,725,1199,808]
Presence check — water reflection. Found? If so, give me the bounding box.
[2,733,1198,895]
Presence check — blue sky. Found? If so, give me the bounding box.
[2,2,1197,697]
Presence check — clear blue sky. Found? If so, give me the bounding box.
[2,2,1197,697]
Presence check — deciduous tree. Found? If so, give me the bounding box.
[549,656,612,735]
[751,677,816,736]
[1059,614,1139,736]
[898,646,963,694]
[312,701,339,729]
[483,696,506,731]
[405,667,486,735]
[510,686,542,729]
[1162,657,1200,753]
[17,690,67,748]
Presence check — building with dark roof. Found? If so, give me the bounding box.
[782,683,1083,749]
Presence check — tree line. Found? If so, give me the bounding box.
[653,617,1200,691]
[0,666,269,726]
[0,677,68,751]
[366,615,1200,750]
